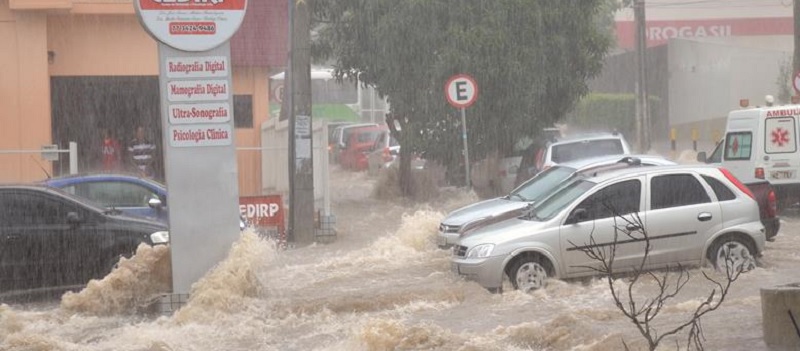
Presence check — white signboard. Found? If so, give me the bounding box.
[169,124,233,147]
[135,0,247,52]
[167,80,229,102]
[169,102,231,124]
[166,56,229,78]
[41,144,59,161]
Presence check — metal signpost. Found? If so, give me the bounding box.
[445,74,478,187]
[135,0,247,312]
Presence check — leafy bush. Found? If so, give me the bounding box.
[565,93,660,140]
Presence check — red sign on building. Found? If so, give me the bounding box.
[615,17,794,49]
[239,195,285,228]
[239,195,286,247]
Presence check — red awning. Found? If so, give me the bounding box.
[230,0,288,67]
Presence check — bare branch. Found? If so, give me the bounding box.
[569,198,740,351]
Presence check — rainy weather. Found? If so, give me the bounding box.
[1,0,800,350]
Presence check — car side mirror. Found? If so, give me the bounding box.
[567,208,589,224]
[67,212,82,225]
[148,197,163,210]
[696,151,707,163]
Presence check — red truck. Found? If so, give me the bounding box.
[744,178,780,241]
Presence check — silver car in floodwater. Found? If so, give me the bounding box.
[450,165,766,292]
[437,155,675,248]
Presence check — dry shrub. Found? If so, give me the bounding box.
[372,162,445,202]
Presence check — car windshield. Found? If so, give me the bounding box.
[525,179,595,221]
[708,140,723,163]
[510,165,577,202]
[551,139,624,163]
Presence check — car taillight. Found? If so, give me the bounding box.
[767,189,778,218]
[720,167,755,200]
[755,167,765,179]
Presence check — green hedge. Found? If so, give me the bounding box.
[565,93,660,139]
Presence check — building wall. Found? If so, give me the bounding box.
[0,1,273,194]
[615,0,792,22]
[0,1,52,182]
[667,38,791,152]
[233,66,270,196]
[47,14,158,76]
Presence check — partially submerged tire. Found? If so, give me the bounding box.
[709,236,756,273]
[508,254,551,292]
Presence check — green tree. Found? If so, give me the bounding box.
[314,0,614,196]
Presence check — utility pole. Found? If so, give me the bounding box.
[794,0,799,78]
[287,0,315,244]
[634,0,650,152]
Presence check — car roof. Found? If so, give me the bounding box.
[552,132,625,144]
[0,183,108,210]
[43,173,166,191]
[583,164,722,184]
[338,123,379,131]
[558,154,672,170]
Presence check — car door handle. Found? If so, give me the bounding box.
[698,213,713,222]
[626,223,641,231]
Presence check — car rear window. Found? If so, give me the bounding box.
[701,175,736,201]
[551,139,624,163]
[356,130,382,143]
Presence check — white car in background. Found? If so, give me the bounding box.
[438,155,675,248]
[541,132,631,170]
[451,165,766,293]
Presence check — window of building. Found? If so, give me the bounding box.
[234,95,253,128]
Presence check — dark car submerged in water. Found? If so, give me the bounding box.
[0,184,169,298]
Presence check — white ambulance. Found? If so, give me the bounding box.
[699,104,800,202]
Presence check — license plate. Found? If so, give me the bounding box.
[450,262,460,274]
[770,170,795,180]
[437,235,448,247]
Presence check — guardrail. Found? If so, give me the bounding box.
[0,141,78,175]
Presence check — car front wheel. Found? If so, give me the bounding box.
[710,236,756,273]
[508,255,550,292]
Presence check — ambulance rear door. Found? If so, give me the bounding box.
[762,112,800,185]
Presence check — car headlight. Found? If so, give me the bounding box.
[466,244,494,258]
[150,231,170,244]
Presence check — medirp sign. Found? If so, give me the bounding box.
[135,0,247,52]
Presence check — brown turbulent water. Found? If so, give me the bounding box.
[1,168,799,351]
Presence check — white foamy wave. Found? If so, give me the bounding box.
[173,230,277,324]
[286,209,446,282]
[60,243,172,316]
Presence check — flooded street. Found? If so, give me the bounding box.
[2,166,800,351]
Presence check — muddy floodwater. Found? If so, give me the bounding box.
[2,168,800,351]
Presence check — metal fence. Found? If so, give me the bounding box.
[0,141,78,176]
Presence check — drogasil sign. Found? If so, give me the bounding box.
[135,0,247,52]
[615,17,793,49]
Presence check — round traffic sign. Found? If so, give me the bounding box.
[273,84,284,103]
[794,71,800,95]
[445,74,478,108]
